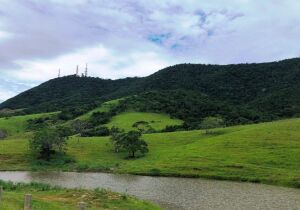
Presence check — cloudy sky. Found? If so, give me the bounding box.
[0,0,300,102]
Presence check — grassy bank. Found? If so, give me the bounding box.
[0,181,160,210]
[0,117,299,188]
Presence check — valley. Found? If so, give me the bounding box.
[1,58,300,209]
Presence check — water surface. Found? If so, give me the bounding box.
[0,171,299,210]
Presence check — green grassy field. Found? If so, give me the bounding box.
[0,113,57,140]
[0,115,299,188]
[105,111,183,131]
[0,181,160,210]
[0,113,49,136]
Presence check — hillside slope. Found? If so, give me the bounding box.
[1,58,300,123]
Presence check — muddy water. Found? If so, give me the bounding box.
[0,171,299,210]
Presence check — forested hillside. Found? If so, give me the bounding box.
[1,58,300,125]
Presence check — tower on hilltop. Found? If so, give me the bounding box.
[76,65,79,76]
[84,63,88,77]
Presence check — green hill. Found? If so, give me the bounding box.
[1,58,300,126]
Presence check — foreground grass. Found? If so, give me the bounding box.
[0,117,300,188]
[105,111,183,131]
[0,181,160,210]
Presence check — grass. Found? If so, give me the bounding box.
[0,113,57,138]
[0,181,160,210]
[0,116,299,188]
[105,111,183,132]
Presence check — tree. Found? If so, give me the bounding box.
[29,128,67,161]
[110,130,148,158]
[122,131,148,158]
[201,116,224,134]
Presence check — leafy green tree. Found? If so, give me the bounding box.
[201,116,224,134]
[110,130,148,158]
[29,128,67,161]
[122,131,148,158]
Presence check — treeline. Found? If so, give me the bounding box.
[115,90,266,129]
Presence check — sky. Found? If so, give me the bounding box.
[0,0,300,102]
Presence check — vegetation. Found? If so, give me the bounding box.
[200,116,224,134]
[29,128,68,161]
[77,99,121,121]
[0,116,299,188]
[0,181,160,210]
[81,126,110,137]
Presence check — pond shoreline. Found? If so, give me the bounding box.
[0,168,298,189]
[0,171,299,210]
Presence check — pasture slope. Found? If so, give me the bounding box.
[0,111,299,188]
[105,111,183,131]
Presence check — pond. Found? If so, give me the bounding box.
[0,171,299,210]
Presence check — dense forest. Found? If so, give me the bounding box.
[1,58,300,126]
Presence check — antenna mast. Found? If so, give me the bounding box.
[58,68,61,78]
[76,65,79,76]
[85,63,88,77]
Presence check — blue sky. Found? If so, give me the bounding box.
[0,0,300,102]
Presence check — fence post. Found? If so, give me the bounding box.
[0,186,3,202]
[24,194,32,210]
[78,201,87,210]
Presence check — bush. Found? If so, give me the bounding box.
[149,168,161,176]
[200,116,224,134]
[81,126,110,137]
